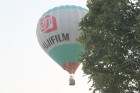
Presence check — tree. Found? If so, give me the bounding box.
[78,0,140,93]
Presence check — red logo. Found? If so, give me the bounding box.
[40,15,57,33]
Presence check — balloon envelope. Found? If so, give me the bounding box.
[36,5,87,74]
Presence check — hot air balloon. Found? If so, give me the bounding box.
[36,5,87,85]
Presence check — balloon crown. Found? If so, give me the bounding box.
[45,5,88,14]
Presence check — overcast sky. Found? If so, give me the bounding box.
[0,0,94,93]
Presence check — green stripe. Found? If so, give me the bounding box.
[47,5,87,13]
[43,5,88,15]
[48,44,84,65]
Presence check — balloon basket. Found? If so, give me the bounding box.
[69,74,75,86]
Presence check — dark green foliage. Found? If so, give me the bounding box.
[79,0,140,93]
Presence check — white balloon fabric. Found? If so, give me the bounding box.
[36,5,87,74]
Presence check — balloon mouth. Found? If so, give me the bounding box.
[61,62,80,74]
